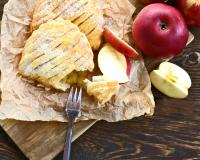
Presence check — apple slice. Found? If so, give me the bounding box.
[187,32,194,46]
[98,44,129,83]
[126,57,131,76]
[103,26,139,59]
[92,75,110,82]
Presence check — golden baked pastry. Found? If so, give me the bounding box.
[84,76,120,104]
[19,19,94,91]
[31,0,104,50]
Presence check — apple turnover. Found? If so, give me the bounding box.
[31,0,104,50]
[84,76,120,104]
[19,19,94,91]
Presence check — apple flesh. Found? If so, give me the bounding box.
[103,26,139,59]
[92,75,110,82]
[132,3,189,59]
[139,0,166,5]
[150,62,191,98]
[98,44,129,83]
[177,0,200,27]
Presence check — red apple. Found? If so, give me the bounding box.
[132,3,189,59]
[177,0,200,27]
[139,0,166,5]
[103,26,140,59]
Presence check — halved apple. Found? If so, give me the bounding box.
[98,44,129,83]
[150,62,192,98]
[103,26,139,59]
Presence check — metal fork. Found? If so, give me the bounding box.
[63,87,82,160]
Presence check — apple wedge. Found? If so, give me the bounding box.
[103,26,139,59]
[98,44,129,83]
[92,75,110,82]
[126,57,131,76]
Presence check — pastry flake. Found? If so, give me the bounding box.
[84,76,120,104]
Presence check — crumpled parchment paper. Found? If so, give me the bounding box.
[0,0,155,122]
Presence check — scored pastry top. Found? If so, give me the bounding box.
[31,0,104,50]
[19,19,94,91]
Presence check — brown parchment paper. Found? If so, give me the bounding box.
[0,0,155,122]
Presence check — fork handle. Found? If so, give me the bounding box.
[63,124,73,160]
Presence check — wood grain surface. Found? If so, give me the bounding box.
[0,1,6,18]
[0,119,96,160]
[0,0,199,160]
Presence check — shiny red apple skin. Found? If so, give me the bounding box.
[103,26,140,59]
[139,0,165,4]
[132,3,189,59]
[177,0,200,27]
[125,57,131,76]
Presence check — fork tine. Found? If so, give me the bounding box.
[64,87,82,160]
[73,88,77,102]
[77,88,82,108]
[67,87,74,107]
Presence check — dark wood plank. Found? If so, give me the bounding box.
[0,128,27,160]
[54,27,200,160]
[0,0,7,18]
[67,102,199,159]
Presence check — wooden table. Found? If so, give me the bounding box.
[0,0,200,159]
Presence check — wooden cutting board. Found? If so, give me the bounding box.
[0,120,96,160]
